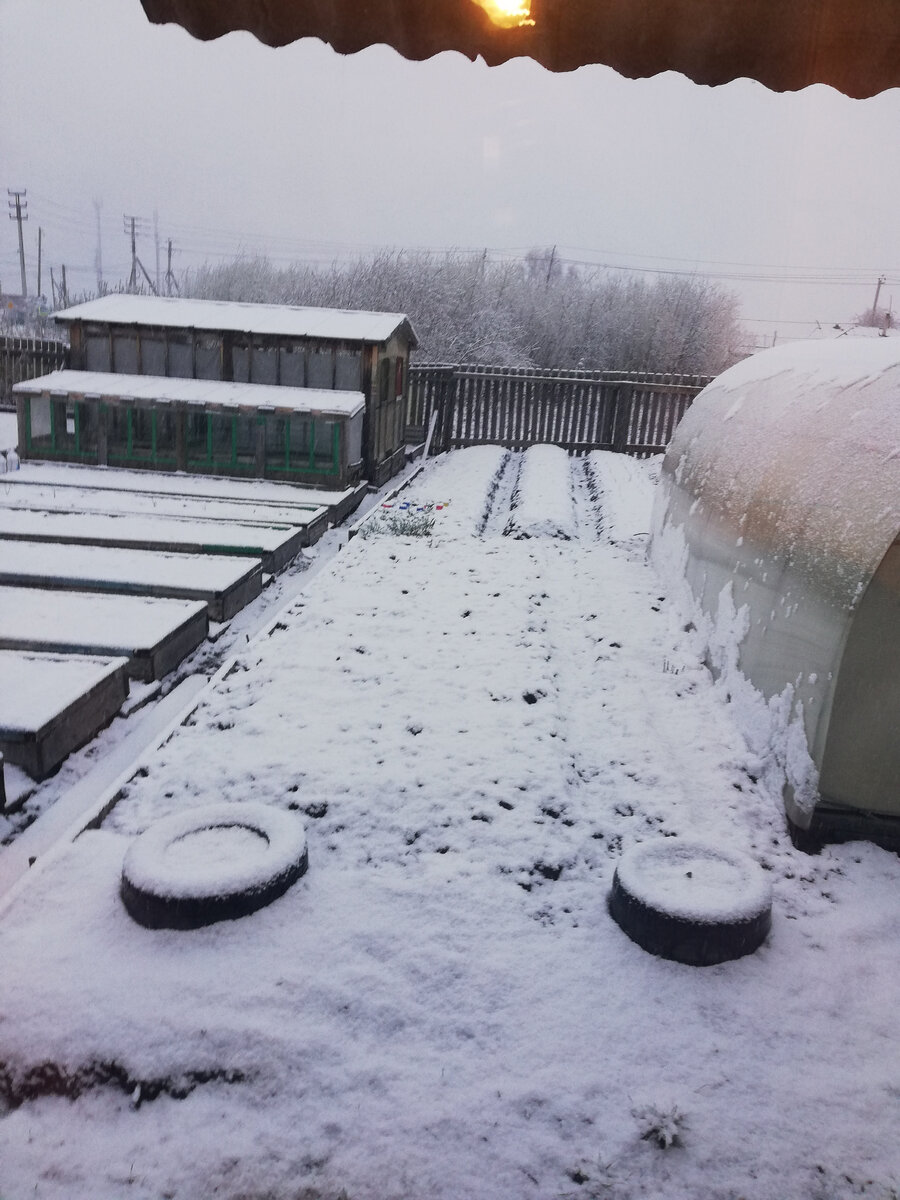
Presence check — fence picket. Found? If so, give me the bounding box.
[403,363,710,458]
[0,335,69,405]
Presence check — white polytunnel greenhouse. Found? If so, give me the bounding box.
[651,338,900,850]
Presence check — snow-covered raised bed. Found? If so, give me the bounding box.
[0,539,261,622]
[587,450,658,544]
[505,445,575,540]
[0,651,130,780]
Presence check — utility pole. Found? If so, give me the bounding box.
[154,209,161,295]
[60,265,68,308]
[871,274,886,324]
[545,244,556,286]
[123,214,158,294]
[36,227,42,297]
[94,199,103,292]
[7,189,28,296]
[165,239,180,296]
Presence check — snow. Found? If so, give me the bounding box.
[15,369,365,417]
[587,450,658,543]
[0,538,259,593]
[712,334,900,395]
[4,459,350,510]
[122,802,308,901]
[0,651,128,733]
[0,480,322,528]
[614,838,773,924]
[0,586,206,652]
[0,676,209,903]
[0,446,897,1200]
[0,507,302,557]
[505,444,576,539]
[54,293,416,346]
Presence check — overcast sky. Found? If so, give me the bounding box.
[3,0,900,345]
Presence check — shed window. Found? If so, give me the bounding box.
[308,349,334,389]
[131,407,155,456]
[263,412,337,475]
[312,420,339,471]
[168,336,193,378]
[141,336,166,376]
[347,410,363,465]
[85,332,111,372]
[112,333,139,375]
[336,351,361,391]
[187,411,255,471]
[108,405,176,467]
[27,395,99,460]
[279,346,305,387]
[289,416,312,459]
[195,336,221,381]
[29,395,52,441]
[251,344,278,385]
[232,344,250,384]
[264,414,289,467]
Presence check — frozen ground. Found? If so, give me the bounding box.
[0,446,897,1200]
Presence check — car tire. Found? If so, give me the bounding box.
[607,838,772,966]
[121,802,309,930]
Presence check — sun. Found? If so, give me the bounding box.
[472,0,536,29]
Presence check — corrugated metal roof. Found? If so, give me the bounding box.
[14,370,365,417]
[54,294,418,347]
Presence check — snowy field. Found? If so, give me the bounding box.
[0,446,897,1200]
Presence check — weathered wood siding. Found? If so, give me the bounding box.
[406,364,710,458]
[0,336,68,405]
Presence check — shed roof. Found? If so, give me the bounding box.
[14,370,365,418]
[54,294,418,348]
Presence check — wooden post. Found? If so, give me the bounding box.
[611,383,630,454]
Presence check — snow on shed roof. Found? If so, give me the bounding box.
[14,370,365,417]
[54,294,418,347]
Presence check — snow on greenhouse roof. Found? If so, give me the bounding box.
[54,293,418,347]
[14,370,365,418]
[714,334,900,395]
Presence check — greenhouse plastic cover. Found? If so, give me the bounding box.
[651,337,900,823]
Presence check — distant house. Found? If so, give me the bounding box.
[14,294,417,488]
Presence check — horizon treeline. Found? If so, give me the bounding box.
[180,248,746,375]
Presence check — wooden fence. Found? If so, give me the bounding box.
[0,336,68,406]
[407,364,711,457]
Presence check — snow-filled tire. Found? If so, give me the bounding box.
[607,839,772,967]
[121,802,308,930]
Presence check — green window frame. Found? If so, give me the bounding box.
[186,411,256,474]
[24,395,98,461]
[108,406,178,468]
[264,413,340,477]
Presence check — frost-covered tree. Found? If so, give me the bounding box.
[180,249,744,374]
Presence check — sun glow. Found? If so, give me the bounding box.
[472,0,536,29]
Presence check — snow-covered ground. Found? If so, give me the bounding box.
[3,459,347,510]
[0,446,897,1200]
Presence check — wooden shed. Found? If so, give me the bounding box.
[49,294,418,487]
